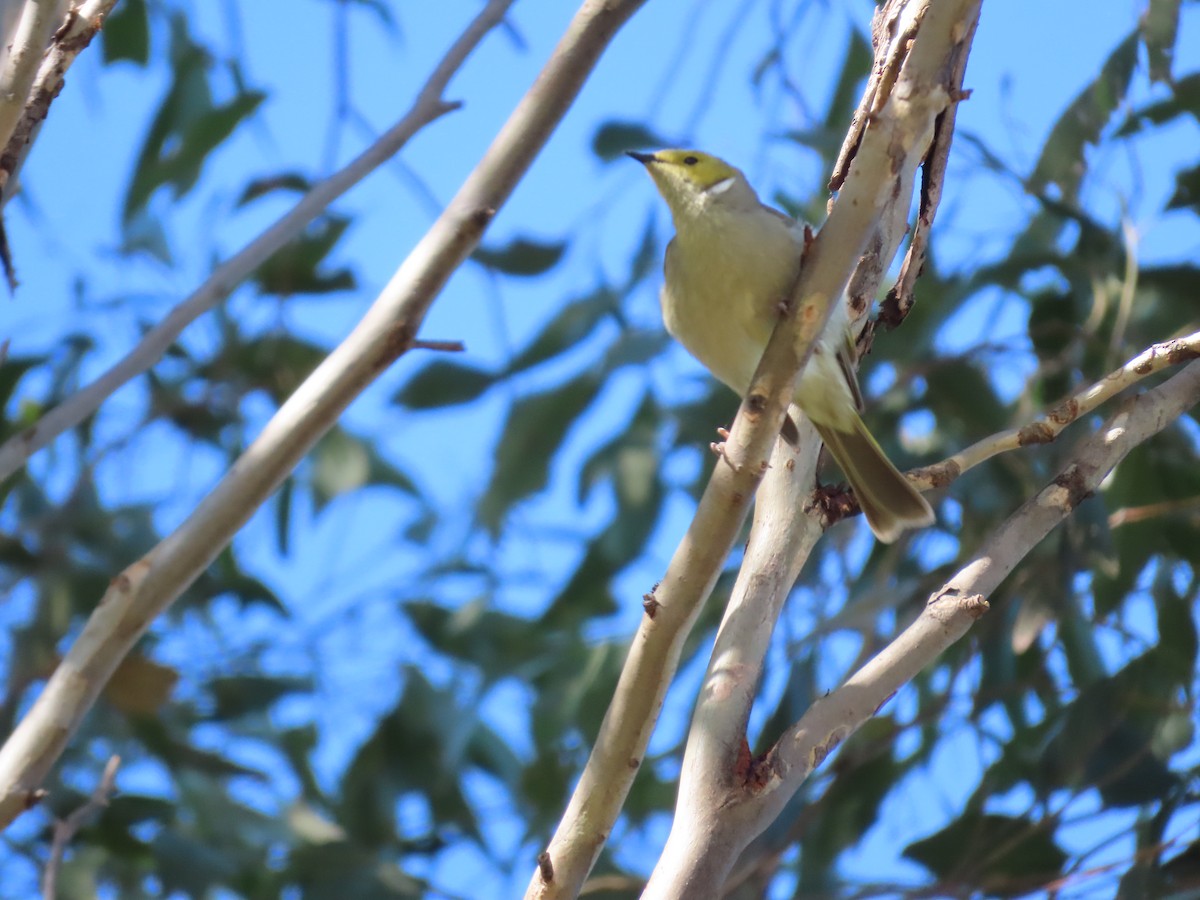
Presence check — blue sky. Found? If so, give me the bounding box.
[3,0,1199,896]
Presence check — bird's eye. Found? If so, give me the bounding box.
[683,155,699,166]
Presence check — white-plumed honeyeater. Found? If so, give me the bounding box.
[630,148,934,543]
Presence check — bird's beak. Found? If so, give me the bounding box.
[626,150,658,165]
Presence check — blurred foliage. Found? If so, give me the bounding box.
[1,1,1199,898]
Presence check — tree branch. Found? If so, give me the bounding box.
[0,0,647,830]
[0,0,120,204]
[751,357,1200,832]
[909,329,1200,492]
[529,2,973,897]
[662,357,1200,897]
[0,0,513,484]
[877,4,978,330]
[640,2,980,896]
[0,0,61,158]
[41,754,120,900]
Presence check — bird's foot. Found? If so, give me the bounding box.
[809,482,858,525]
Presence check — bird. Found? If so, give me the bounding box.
[629,148,934,543]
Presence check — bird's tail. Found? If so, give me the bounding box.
[814,414,934,543]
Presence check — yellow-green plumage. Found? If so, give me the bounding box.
[630,149,934,542]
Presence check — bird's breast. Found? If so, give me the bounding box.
[662,214,801,395]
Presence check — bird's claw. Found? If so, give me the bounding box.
[810,482,858,525]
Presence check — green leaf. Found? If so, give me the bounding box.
[1030,32,1138,201]
[479,372,604,532]
[338,668,479,847]
[1154,577,1199,684]
[236,171,314,206]
[537,542,620,629]
[127,89,268,221]
[208,675,312,721]
[922,357,1005,443]
[1140,0,1182,84]
[603,328,668,369]
[578,390,660,503]
[1166,162,1200,211]
[782,27,873,170]
[627,210,662,286]
[119,208,173,264]
[134,717,269,780]
[0,355,44,428]
[1088,725,1179,807]
[100,794,177,830]
[123,20,267,224]
[1027,290,1088,404]
[798,724,905,890]
[285,842,425,899]
[391,360,495,409]
[101,0,150,65]
[506,289,616,375]
[1038,650,1186,807]
[466,720,523,788]
[905,813,1068,894]
[189,546,287,613]
[406,599,553,683]
[311,426,419,512]
[1117,71,1200,135]
[530,641,625,747]
[1094,428,1200,614]
[312,428,369,511]
[276,475,294,555]
[199,333,329,404]
[826,28,872,131]
[153,830,237,897]
[473,236,566,276]
[252,214,356,297]
[146,371,233,447]
[591,120,674,161]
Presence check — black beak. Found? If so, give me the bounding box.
[626,151,657,165]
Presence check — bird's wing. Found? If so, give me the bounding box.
[760,201,803,230]
[834,331,865,412]
[761,205,864,411]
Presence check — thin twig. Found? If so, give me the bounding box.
[909,329,1200,492]
[41,755,120,900]
[1108,495,1200,528]
[0,0,515,485]
[1106,217,1140,369]
[409,339,465,353]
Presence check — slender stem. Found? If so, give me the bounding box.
[910,329,1200,492]
[41,755,121,900]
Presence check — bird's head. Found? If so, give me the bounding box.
[627,149,756,219]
